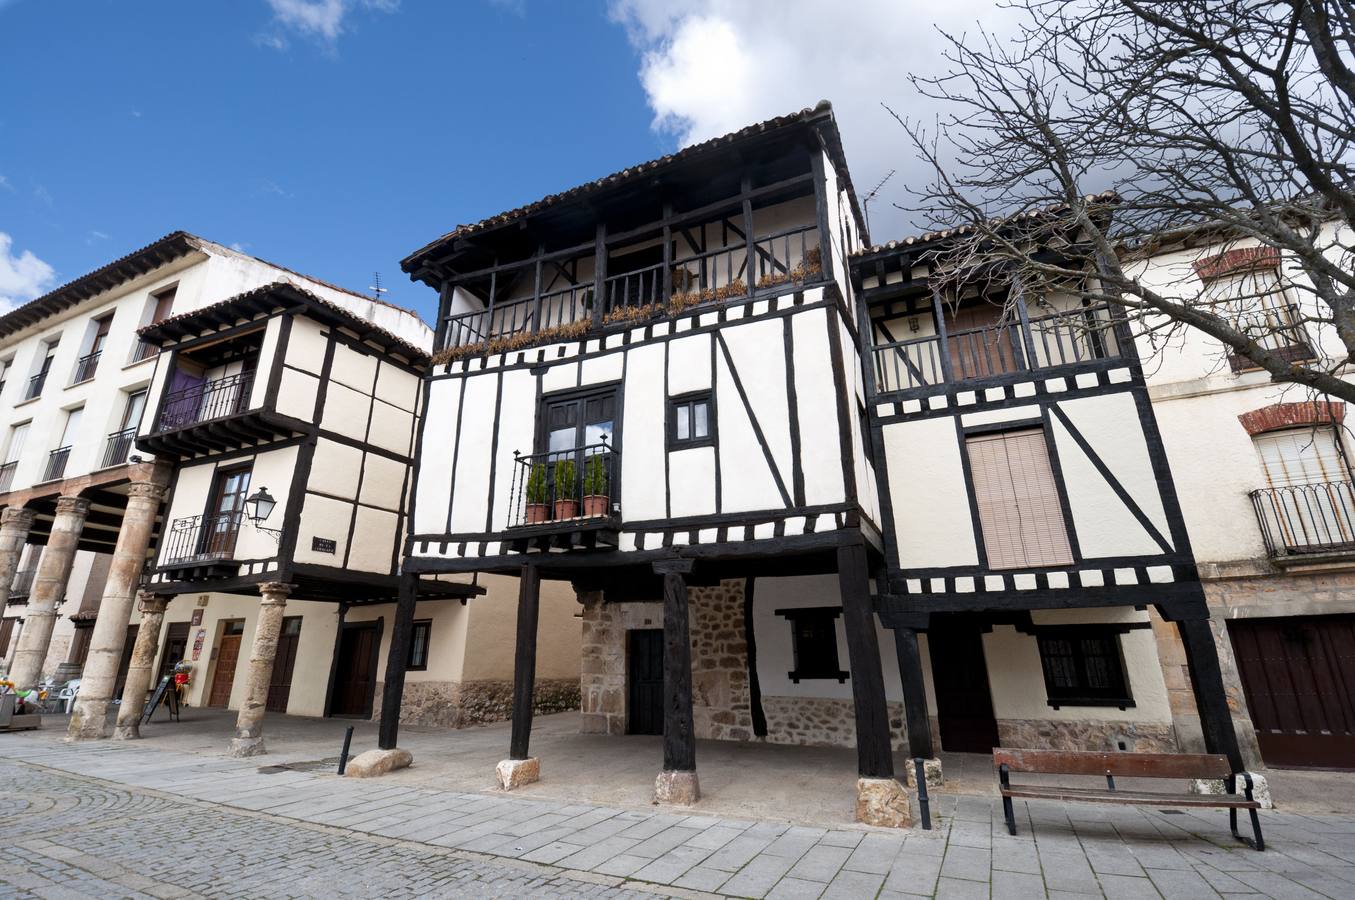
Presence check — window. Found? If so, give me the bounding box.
[26,339,58,400]
[1253,426,1355,552]
[776,607,849,683]
[0,357,11,399]
[150,285,177,324]
[668,392,714,449]
[4,423,28,465]
[121,389,149,432]
[966,428,1074,569]
[540,389,616,453]
[407,620,432,670]
[1036,628,1134,708]
[1200,266,1311,371]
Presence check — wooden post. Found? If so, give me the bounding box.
[378,573,418,751]
[509,562,541,760]
[931,286,954,384]
[655,559,697,773]
[1011,274,1038,371]
[809,145,835,285]
[593,223,607,324]
[892,626,934,760]
[661,203,673,303]
[838,541,894,779]
[741,176,757,291]
[1176,616,1245,773]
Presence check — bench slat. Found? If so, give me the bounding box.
[993,747,1232,779]
[1002,785,1259,809]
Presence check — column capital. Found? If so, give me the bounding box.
[0,506,35,528]
[126,480,169,503]
[55,496,92,517]
[258,581,294,602]
[127,459,174,490]
[137,591,170,614]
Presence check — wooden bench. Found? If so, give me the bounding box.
[994,748,1264,850]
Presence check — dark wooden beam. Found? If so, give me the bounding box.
[379,572,418,750]
[655,558,697,773]
[1174,615,1245,772]
[509,562,541,760]
[891,626,935,760]
[838,541,894,779]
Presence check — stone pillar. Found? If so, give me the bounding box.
[653,558,699,806]
[227,582,292,758]
[0,507,35,602]
[1175,615,1245,772]
[68,472,168,740]
[113,592,170,740]
[9,496,90,691]
[496,563,541,790]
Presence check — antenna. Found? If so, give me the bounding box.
[368,271,389,302]
[862,169,896,235]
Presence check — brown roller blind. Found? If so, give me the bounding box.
[967,428,1074,569]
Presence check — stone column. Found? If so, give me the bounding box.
[9,496,90,691]
[113,592,170,740]
[654,558,699,806]
[227,582,292,758]
[68,471,169,740]
[0,507,35,602]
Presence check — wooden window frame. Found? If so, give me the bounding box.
[667,390,716,451]
[407,619,432,671]
[1035,626,1135,709]
[776,606,849,684]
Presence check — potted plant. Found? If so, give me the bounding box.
[581,454,610,517]
[525,462,550,524]
[552,458,579,520]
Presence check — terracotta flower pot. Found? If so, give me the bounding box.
[553,499,579,520]
[582,495,610,517]
[525,503,550,524]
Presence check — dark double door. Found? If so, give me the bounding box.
[627,629,664,735]
[928,620,1001,753]
[1229,615,1355,769]
[331,622,380,718]
[266,617,303,713]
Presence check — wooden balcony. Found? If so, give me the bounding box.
[157,512,247,579]
[139,369,294,457]
[504,442,620,552]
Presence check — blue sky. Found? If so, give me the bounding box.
[0,0,982,323]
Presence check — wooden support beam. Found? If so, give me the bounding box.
[509,562,541,760]
[592,223,607,324]
[838,541,894,779]
[891,626,935,760]
[378,572,418,750]
[655,559,697,773]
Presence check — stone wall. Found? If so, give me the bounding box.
[996,718,1178,753]
[370,678,580,729]
[763,696,908,750]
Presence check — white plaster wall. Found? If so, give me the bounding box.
[619,343,666,520]
[413,378,460,535]
[793,310,847,505]
[447,374,498,533]
[883,417,979,568]
[286,317,329,375]
[717,318,792,513]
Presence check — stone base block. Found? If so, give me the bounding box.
[112,723,140,741]
[904,758,944,790]
[226,736,267,758]
[1191,772,1273,809]
[345,748,413,778]
[654,769,700,806]
[856,777,912,828]
[496,757,540,791]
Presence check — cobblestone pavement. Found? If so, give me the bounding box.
[3,734,1355,898]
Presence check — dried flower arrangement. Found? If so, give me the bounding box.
[756,246,823,290]
[432,318,590,365]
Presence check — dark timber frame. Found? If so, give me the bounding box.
[655,558,697,775]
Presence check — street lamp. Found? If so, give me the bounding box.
[244,487,281,541]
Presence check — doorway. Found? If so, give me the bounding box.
[928,619,1001,753]
[113,625,139,698]
[330,621,381,718]
[266,617,303,713]
[627,629,664,735]
[158,623,191,685]
[208,620,245,708]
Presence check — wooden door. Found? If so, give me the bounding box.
[627,629,664,735]
[208,621,245,708]
[946,303,1024,379]
[1229,615,1355,769]
[331,623,379,717]
[929,621,1001,753]
[113,626,138,697]
[157,623,191,684]
[266,617,303,713]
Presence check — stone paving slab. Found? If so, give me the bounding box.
[3,733,1355,898]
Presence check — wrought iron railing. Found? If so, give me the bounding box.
[0,461,15,494]
[8,569,35,600]
[161,512,245,565]
[101,428,136,469]
[25,371,47,401]
[1250,480,1355,556]
[155,370,255,432]
[72,351,101,384]
[1227,303,1312,372]
[872,303,1125,393]
[131,339,160,364]
[508,442,618,528]
[42,446,71,483]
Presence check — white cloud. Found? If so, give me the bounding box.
[0,233,56,312]
[609,0,1006,241]
[0,174,12,192]
[259,0,398,49]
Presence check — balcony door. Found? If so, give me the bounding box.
[1255,427,1355,551]
[537,389,618,506]
[202,466,251,558]
[945,303,1025,380]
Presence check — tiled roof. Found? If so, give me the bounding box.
[402,101,864,273]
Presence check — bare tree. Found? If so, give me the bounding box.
[896,0,1355,401]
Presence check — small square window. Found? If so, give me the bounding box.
[776,607,849,683]
[1036,627,1134,708]
[407,620,432,671]
[668,392,714,449]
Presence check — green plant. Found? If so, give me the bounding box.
[582,454,609,496]
[526,463,549,504]
[554,458,577,497]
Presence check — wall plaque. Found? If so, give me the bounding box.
[312,536,337,554]
[190,609,203,627]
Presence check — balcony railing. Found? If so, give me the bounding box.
[1227,303,1312,372]
[72,351,101,384]
[25,371,47,401]
[0,461,15,493]
[441,224,822,350]
[42,446,71,483]
[156,371,255,432]
[162,512,244,566]
[101,428,136,469]
[8,569,35,600]
[1251,480,1355,557]
[131,339,160,364]
[508,442,618,529]
[872,303,1125,394]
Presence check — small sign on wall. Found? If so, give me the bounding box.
[190,609,203,627]
[312,536,337,554]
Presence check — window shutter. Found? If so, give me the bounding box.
[967,428,1074,569]
[1254,427,1346,486]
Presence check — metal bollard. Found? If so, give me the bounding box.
[914,758,932,830]
[337,725,355,775]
